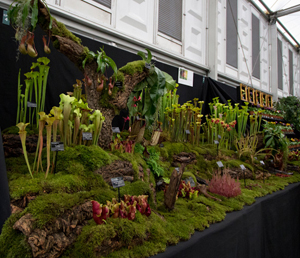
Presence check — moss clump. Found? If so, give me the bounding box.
[0,212,32,258]
[52,19,82,45]
[120,181,152,202]
[58,145,112,174]
[182,172,197,183]
[224,159,254,172]
[119,60,145,75]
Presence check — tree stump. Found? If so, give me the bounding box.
[164,163,187,210]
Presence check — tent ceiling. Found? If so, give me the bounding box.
[252,0,300,48]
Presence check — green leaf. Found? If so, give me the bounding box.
[22,2,30,26]
[96,52,103,73]
[31,0,39,29]
[133,80,148,92]
[145,48,152,64]
[105,56,118,77]
[265,136,274,148]
[137,51,146,62]
[163,71,176,91]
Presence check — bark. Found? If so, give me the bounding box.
[164,163,187,210]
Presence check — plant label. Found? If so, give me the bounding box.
[216,161,224,168]
[82,132,92,141]
[27,102,37,108]
[156,179,164,186]
[115,81,123,88]
[185,130,191,135]
[175,167,180,174]
[159,143,164,148]
[240,164,246,170]
[2,10,10,25]
[218,135,222,139]
[254,157,258,160]
[260,161,265,166]
[51,142,64,152]
[111,177,125,188]
[214,140,219,145]
[185,177,196,187]
[112,127,120,133]
[145,63,151,69]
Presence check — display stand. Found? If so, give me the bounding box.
[0,128,11,233]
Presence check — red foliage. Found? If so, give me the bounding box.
[208,172,241,198]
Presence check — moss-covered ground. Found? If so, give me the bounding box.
[1,142,300,258]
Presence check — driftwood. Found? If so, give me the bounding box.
[95,160,135,185]
[164,163,187,210]
[195,184,222,202]
[173,152,196,164]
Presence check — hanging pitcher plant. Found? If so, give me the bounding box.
[8,0,53,57]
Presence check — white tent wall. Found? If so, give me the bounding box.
[0,0,300,101]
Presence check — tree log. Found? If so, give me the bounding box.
[164,163,187,210]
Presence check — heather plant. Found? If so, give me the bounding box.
[208,170,241,198]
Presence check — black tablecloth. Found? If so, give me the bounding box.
[0,128,11,234]
[153,182,300,258]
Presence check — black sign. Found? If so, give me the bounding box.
[82,132,93,141]
[51,142,64,152]
[111,177,125,188]
[145,63,151,69]
[185,130,191,135]
[240,164,246,170]
[159,143,164,148]
[112,127,120,133]
[216,161,224,168]
[214,140,219,145]
[185,176,196,187]
[2,10,9,25]
[115,81,123,88]
[27,102,37,108]
[260,161,265,166]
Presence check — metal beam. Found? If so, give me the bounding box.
[271,4,300,18]
[258,0,300,51]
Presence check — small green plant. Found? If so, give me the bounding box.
[146,148,164,178]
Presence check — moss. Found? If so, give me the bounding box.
[52,19,82,45]
[119,60,145,75]
[66,221,117,257]
[26,189,114,228]
[58,145,112,173]
[120,181,152,201]
[0,212,31,258]
[182,171,197,183]
[224,159,255,172]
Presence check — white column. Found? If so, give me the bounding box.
[207,0,218,80]
[269,23,278,101]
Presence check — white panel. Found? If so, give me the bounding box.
[238,0,251,84]
[157,35,182,54]
[282,38,289,95]
[260,18,269,91]
[63,0,111,25]
[115,0,154,43]
[217,0,226,73]
[184,0,206,65]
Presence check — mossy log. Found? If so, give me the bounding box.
[13,201,92,258]
[35,1,148,148]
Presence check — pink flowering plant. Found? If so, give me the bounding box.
[208,170,242,198]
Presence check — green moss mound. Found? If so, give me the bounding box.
[2,141,300,258]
